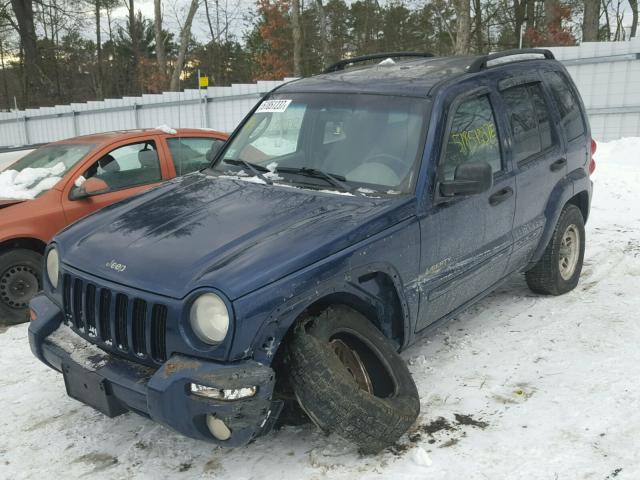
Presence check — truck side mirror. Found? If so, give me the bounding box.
[439,161,493,197]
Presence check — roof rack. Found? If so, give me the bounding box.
[324,52,435,73]
[467,48,555,73]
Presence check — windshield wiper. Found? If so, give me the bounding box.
[223,159,273,185]
[275,167,364,197]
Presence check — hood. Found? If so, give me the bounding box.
[56,174,414,300]
[0,198,26,209]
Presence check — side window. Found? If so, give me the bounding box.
[441,95,501,181]
[167,137,224,176]
[84,141,161,191]
[502,85,539,163]
[547,71,586,141]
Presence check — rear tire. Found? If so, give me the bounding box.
[525,204,585,295]
[0,249,42,325]
[287,305,419,454]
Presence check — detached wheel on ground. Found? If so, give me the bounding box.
[0,249,42,325]
[287,305,420,454]
[526,204,585,295]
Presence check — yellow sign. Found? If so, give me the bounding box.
[199,76,209,88]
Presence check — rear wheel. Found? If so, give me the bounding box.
[525,204,585,295]
[0,249,42,325]
[287,305,419,454]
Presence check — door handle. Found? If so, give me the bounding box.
[550,158,567,172]
[489,186,513,206]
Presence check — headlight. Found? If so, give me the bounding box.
[189,293,229,344]
[46,248,60,289]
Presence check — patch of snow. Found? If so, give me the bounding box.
[317,189,354,196]
[266,162,278,172]
[155,124,177,135]
[386,189,401,195]
[378,57,396,66]
[74,175,87,188]
[410,446,432,467]
[219,174,266,184]
[0,161,65,199]
[47,323,108,371]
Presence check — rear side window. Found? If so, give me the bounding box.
[502,83,555,163]
[441,95,501,181]
[546,71,586,141]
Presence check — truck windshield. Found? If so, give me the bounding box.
[210,93,429,194]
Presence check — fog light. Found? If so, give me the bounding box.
[206,414,231,441]
[29,309,37,322]
[190,383,257,401]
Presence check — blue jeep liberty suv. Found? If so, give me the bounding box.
[29,49,594,454]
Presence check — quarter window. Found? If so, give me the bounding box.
[441,95,501,181]
[547,71,586,141]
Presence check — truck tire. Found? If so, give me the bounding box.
[525,204,585,295]
[0,249,42,325]
[287,305,419,454]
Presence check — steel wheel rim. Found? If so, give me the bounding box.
[558,224,580,281]
[0,264,40,309]
[329,338,374,394]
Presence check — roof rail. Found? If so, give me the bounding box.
[324,52,435,73]
[467,48,555,73]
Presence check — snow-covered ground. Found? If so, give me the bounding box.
[1,138,639,479]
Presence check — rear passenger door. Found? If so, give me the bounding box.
[498,78,566,272]
[416,87,516,331]
[62,139,167,225]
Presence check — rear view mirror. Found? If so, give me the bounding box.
[70,177,110,200]
[439,161,493,197]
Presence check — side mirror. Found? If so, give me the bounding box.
[70,177,110,200]
[439,161,493,197]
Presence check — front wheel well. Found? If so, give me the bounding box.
[0,238,47,256]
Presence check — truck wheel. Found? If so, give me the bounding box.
[287,305,419,454]
[0,249,42,325]
[525,204,585,295]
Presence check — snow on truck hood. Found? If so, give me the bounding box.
[0,162,64,200]
[55,173,411,300]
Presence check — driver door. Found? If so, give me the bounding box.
[62,139,167,225]
[416,87,516,331]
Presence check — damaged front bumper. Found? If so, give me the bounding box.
[28,294,281,446]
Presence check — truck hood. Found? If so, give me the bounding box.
[56,173,414,300]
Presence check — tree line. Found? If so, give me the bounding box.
[0,0,638,110]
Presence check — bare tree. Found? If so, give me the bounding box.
[453,0,471,54]
[583,0,600,40]
[169,0,199,91]
[291,0,302,76]
[315,0,328,68]
[154,0,168,87]
[630,0,638,37]
[9,0,43,103]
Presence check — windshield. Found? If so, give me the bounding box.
[210,93,429,195]
[0,143,94,200]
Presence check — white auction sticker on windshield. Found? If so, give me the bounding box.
[256,99,292,113]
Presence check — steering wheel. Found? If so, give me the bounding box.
[364,153,407,176]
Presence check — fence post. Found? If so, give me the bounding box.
[132,103,139,128]
[72,110,79,136]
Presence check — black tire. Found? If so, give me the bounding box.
[525,204,585,295]
[0,249,42,325]
[287,305,420,454]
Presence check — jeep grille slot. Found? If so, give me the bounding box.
[60,272,168,366]
[85,284,97,336]
[151,305,167,363]
[132,299,147,356]
[72,278,84,330]
[98,289,111,342]
[115,294,128,350]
